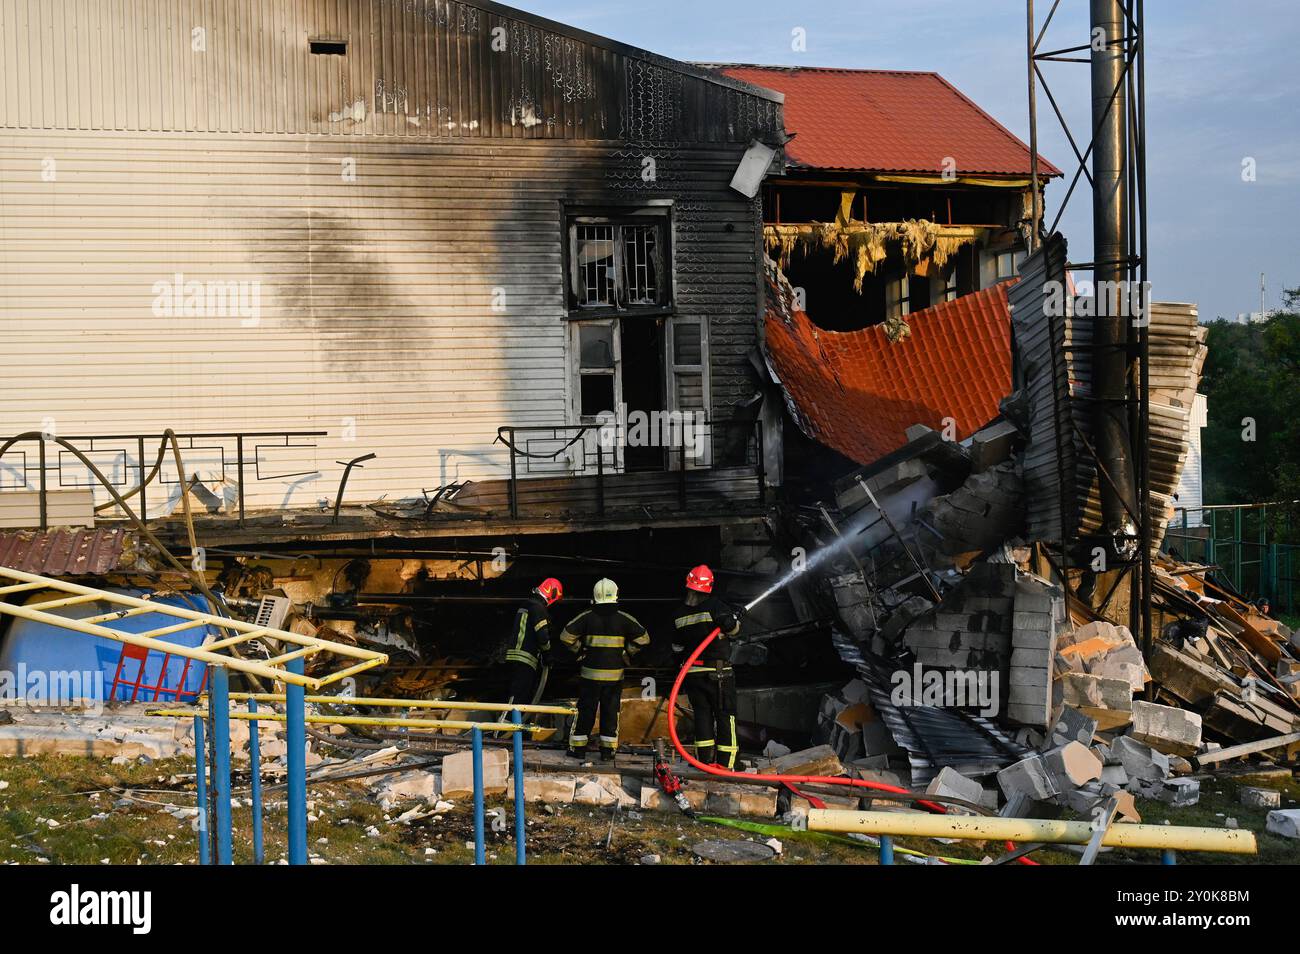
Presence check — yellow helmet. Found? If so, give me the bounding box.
[592,578,619,604]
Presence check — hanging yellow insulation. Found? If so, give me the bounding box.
[764,219,983,292]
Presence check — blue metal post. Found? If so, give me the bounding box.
[210,665,233,865]
[512,708,526,866]
[1161,849,1177,865]
[286,658,308,866]
[472,725,486,865]
[193,714,210,866]
[879,835,895,865]
[248,697,265,865]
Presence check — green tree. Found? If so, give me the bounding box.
[1200,290,1300,541]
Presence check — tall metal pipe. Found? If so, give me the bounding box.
[1026,0,1041,250]
[286,657,308,866]
[210,665,233,865]
[1090,0,1138,551]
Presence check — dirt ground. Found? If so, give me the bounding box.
[1,754,1297,866]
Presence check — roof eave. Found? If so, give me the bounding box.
[777,163,1065,180]
[475,3,785,103]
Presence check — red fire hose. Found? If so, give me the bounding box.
[666,626,1038,865]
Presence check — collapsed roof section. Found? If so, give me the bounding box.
[763,260,1012,467]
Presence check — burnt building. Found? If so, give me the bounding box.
[712,65,1061,333]
[0,0,800,697]
[0,0,785,531]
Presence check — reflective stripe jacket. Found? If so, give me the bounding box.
[505,594,552,671]
[672,595,740,669]
[559,605,650,682]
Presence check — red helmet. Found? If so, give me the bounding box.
[686,565,714,594]
[535,578,563,605]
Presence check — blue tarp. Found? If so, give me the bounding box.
[0,589,216,703]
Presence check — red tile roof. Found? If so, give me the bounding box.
[0,528,129,577]
[715,65,1061,177]
[764,278,1012,466]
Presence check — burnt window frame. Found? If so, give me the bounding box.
[563,205,674,317]
[885,270,919,319]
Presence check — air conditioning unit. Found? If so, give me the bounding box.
[253,594,291,632]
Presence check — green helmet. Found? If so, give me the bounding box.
[592,578,619,604]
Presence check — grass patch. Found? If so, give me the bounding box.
[1,755,1295,865]
[1100,771,1300,865]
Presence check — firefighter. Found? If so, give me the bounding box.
[503,578,562,705]
[672,564,742,769]
[559,578,649,761]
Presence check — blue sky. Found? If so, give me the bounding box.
[524,0,1300,321]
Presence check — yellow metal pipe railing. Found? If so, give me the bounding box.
[0,566,384,665]
[200,630,272,652]
[22,592,107,611]
[138,618,214,640]
[808,809,1258,855]
[264,646,322,666]
[0,566,388,690]
[226,691,577,717]
[149,708,540,733]
[82,605,159,625]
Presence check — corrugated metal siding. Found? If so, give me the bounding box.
[1009,234,1077,543]
[1012,240,1207,552]
[0,1,779,513]
[0,527,129,575]
[0,0,781,142]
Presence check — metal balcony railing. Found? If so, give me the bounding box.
[494,418,765,520]
[0,430,327,530]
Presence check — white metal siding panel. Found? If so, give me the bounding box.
[0,0,778,513]
[0,131,759,510]
[1174,391,1207,525]
[0,489,95,528]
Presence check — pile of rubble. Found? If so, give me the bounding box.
[802,414,1300,834]
[791,300,1300,840]
[0,701,337,770]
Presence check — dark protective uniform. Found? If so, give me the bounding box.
[503,593,552,705]
[559,605,650,755]
[672,595,741,768]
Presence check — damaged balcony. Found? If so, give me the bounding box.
[490,420,766,522]
[0,421,770,550]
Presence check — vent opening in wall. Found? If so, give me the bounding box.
[310,38,347,55]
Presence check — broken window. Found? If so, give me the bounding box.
[567,212,671,313]
[574,225,617,307]
[577,323,617,418]
[887,272,932,318]
[885,273,910,320]
[622,224,660,305]
[992,248,1024,283]
[667,316,710,468]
